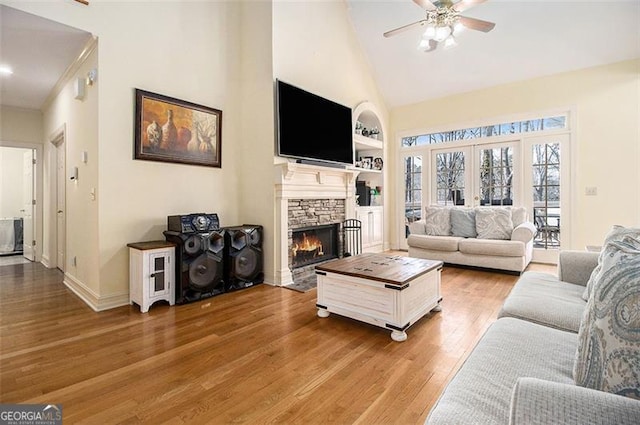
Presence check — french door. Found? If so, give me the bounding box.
[430,141,519,208]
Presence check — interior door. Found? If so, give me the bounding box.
[56,141,66,271]
[22,150,35,261]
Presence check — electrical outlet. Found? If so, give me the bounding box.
[585,187,597,196]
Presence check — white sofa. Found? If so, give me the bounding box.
[426,247,640,424]
[408,206,537,273]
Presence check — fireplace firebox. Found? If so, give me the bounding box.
[291,224,340,269]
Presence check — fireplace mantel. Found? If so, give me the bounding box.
[274,162,359,286]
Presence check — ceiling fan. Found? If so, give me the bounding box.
[384,0,495,52]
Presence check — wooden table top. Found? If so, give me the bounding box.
[315,253,443,286]
[127,240,176,251]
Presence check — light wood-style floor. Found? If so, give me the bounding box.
[0,260,554,424]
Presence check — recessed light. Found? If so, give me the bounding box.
[0,65,13,76]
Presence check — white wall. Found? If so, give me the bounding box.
[238,1,275,282]
[390,59,640,250]
[42,44,100,295]
[4,0,389,304]
[8,1,244,306]
[0,106,43,144]
[0,147,26,218]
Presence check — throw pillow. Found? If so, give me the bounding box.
[423,206,451,236]
[510,207,528,227]
[475,208,513,240]
[573,235,640,399]
[582,225,640,301]
[450,208,477,238]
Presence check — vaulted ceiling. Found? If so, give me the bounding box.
[346,0,640,107]
[1,2,639,111]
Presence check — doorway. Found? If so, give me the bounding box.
[51,130,66,272]
[0,146,37,265]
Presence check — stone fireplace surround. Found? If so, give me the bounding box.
[288,201,344,284]
[274,162,358,286]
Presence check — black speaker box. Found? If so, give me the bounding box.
[164,229,226,304]
[222,224,264,291]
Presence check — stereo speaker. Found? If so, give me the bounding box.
[223,224,263,291]
[164,229,226,304]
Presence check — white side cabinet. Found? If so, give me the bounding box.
[128,241,175,313]
[356,206,383,252]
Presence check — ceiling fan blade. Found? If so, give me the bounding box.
[413,0,437,11]
[453,0,487,13]
[458,16,496,32]
[383,20,426,38]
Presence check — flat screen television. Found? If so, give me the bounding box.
[276,80,353,166]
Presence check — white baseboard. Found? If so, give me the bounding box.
[41,254,51,268]
[63,273,130,311]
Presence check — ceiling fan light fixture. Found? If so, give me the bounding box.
[453,21,465,34]
[418,39,430,50]
[434,25,451,42]
[423,25,436,39]
[444,35,457,49]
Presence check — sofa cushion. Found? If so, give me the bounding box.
[406,234,461,252]
[426,318,576,425]
[582,225,640,301]
[574,236,640,398]
[450,208,477,238]
[511,206,527,227]
[498,272,586,333]
[476,208,514,240]
[459,238,525,257]
[424,206,451,236]
[510,378,640,425]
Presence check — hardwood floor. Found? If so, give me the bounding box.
[0,260,555,424]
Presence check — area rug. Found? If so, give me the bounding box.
[284,276,317,293]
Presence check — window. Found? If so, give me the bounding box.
[404,156,422,234]
[478,147,514,206]
[435,151,466,206]
[532,143,561,248]
[401,116,566,147]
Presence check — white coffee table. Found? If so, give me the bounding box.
[315,253,443,341]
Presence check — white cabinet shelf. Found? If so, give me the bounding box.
[128,241,175,313]
[356,206,383,252]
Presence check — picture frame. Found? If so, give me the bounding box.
[373,157,383,170]
[134,89,222,168]
[360,156,373,169]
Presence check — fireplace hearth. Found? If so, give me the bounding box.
[291,224,339,269]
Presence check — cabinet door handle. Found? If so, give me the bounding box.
[150,271,164,277]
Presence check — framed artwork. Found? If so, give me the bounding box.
[360,156,373,169]
[134,89,222,167]
[373,157,383,170]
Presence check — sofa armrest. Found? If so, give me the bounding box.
[408,220,426,235]
[510,378,640,425]
[557,250,599,286]
[511,221,536,243]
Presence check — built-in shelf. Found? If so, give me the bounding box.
[353,101,385,253]
[352,166,382,174]
[354,134,383,150]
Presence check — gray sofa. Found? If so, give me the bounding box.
[408,206,537,273]
[426,250,640,424]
